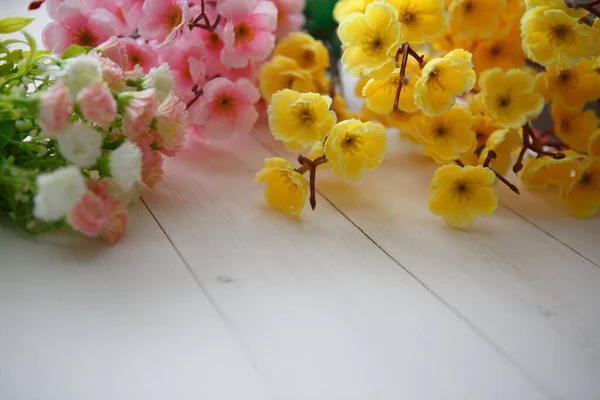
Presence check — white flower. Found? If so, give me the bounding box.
[110,141,142,191]
[60,55,103,96]
[141,63,175,102]
[33,166,86,222]
[56,122,103,168]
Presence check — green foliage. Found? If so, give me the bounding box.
[0,17,35,34]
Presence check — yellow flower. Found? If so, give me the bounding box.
[540,60,600,111]
[521,152,584,190]
[363,62,420,114]
[324,119,387,180]
[464,92,486,115]
[387,109,423,139]
[479,128,522,175]
[414,49,476,116]
[590,131,600,158]
[274,33,330,74]
[355,76,371,98]
[521,8,597,69]
[255,158,309,215]
[332,94,356,122]
[358,104,388,124]
[449,0,507,39]
[472,115,501,148]
[313,72,331,95]
[560,157,600,218]
[411,104,476,162]
[268,89,337,151]
[387,0,448,43]
[260,56,316,102]
[478,68,544,128]
[551,103,599,153]
[504,0,526,21]
[338,1,401,79]
[472,24,525,73]
[428,164,498,228]
[524,0,588,19]
[333,0,374,23]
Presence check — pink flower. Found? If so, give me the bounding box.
[95,36,128,70]
[38,80,72,137]
[77,83,117,129]
[89,52,125,90]
[191,77,260,140]
[140,145,164,188]
[215,0,256,19]
[138,0,190,48]
[221,0,278,68]
[86,0,145,36]
[272,0,305,39]
[88,180,129,245]
[67,191,110,237]
[160,36,206,103]
[154,92,189,156]
[42,1,116,53]
[45,0,65,20]
[120,89,160,137]
[120,37,158,73]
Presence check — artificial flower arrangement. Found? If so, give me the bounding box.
[256,0,600,227]
[0,17,188,243]
[0,0,305,244]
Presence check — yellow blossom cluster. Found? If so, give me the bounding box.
[330,0,600,226]
[256,89,387,215]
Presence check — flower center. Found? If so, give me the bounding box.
[293,104,315,126]
[204,32,223,52]
[341,134,364,154]
[74,27,97,47]
[497,96,511,108]
[278,171,299,192]
[489,45,501,57]
[234,23,256,46]
[362,32,385,56]
[213,95,236,117]
[435,126,446,136]
[401,11,417,25]
[164,5,182,31]
[301,49,316,67]
[580,172,592,185]
[463,1,474,13]
[549,24,573,45]
[453,179,473,199]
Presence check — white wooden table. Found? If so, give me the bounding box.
[1,3,599,399]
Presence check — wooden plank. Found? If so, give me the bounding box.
[499,183,600,266]
[141,133,547,399]
[0,202,268,400]
[259,130,600,399]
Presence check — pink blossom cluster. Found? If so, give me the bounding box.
[41,0,306,141]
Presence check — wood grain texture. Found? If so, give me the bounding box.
[0,202,268,400]
[141,134,547,400]
[255,130,600,400]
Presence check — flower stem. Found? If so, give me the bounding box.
[298,154,328,210]
[189,0,222,31]
[484,150,520,194]
[393,42,409,112]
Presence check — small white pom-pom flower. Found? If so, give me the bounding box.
[60,55,103,96]
[56,122,103,168]
[142,63,175,103]
[109,141,142,191]
[33,166,86,222]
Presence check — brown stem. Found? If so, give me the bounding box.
[186,85,203,110]
[393,43,410,112]
[513,126,533,173]
[493,168,520,195]
[298,155,328,211]
[582,4,600,17]
[189,0,222,31]
[28,0,45,10]
[483,149,497,168]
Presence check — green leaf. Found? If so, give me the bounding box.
[0,17,35,34]
[61,44,87,59]
[0,120,16,152]
[9,49,23,63]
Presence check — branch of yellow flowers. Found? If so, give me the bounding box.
[392,43,425,112]
[296,154,328,210]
